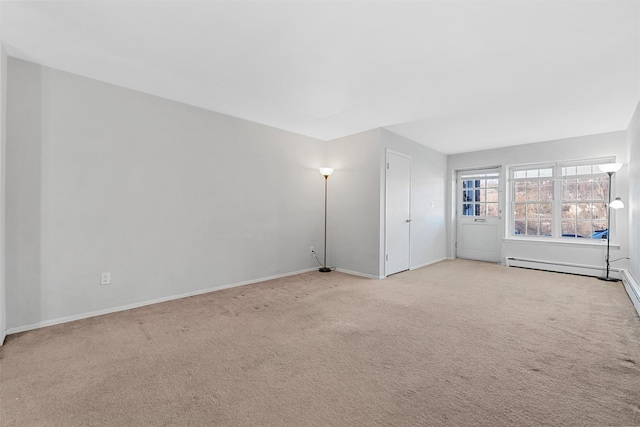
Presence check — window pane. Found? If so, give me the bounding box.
[526,181,539,201]
[478,204,486,216]
[539,183,553,201]
[592,203,607,220]
[540,168,553,177]
[564,166,576,176]
[474,204,481,216]
[577,202,591,220]
[562,221,576,235]
[576,221,592,237]
[526,170,539,178]
[562,203,576,220]
[593,222,607,235]
[577,179,592,200]
[514,220,525,235]
[577,165,592,175]
[526,203,539,217]
[514,203,526,219]
[486,188,498,202]
[540,220,552,235]
[486,178,499,188]
[526,220,539,236]
[464,190,474,202]
[539,203,552,218]
[515,182,526,202]
[563,180,577,200]
[486,203,499,217]
[592,177,608,200]
[463,203,473,216]
[478,188,487,202]
[514,170,526,179]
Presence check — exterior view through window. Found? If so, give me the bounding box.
[511,159,613,239]
[461,172,499,217]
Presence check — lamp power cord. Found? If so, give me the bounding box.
[609,256,630,263]
[311,250,336,271]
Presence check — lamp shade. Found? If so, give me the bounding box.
[598,163,623,173]
[610,197,624,209]
[319,167,334,177]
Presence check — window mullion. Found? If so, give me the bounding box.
[553,165,562,238]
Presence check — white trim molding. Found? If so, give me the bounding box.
[6,267,319,335]
[336,268,384,280]
[621,269,640,318]
[411,257,448,271]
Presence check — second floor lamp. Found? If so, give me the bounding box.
[597,163,624,282]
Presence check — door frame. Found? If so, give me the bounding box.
[384,149,412,277]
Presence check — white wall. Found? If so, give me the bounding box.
[447,132,629,274]
[326,128,448,278]
[628,101,640,281]
[6,58,326,331]
[0,43,7,344]
[326,129,382,278]
[380,129,447,274]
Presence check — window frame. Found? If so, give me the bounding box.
[508,157,616,240]
[459,169,501,219]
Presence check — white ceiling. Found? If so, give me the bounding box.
[1,0,639,154]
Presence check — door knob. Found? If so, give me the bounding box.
[406,219,412,223]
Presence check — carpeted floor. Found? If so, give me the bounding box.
[1,259,640,426]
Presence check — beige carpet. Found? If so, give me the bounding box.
[1,259,640,426]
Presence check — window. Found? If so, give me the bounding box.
[513,166,553,236]
[560,164,608,238]
[460,171,499,217]
[511,159,613,239]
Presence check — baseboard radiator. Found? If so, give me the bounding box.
[505,257,612,278]
[505,257,640,318]
[622,270,640,318]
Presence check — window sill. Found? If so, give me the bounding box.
[503,237,620,250]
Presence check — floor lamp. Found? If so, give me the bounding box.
[319,167,334,272]
[597,163,624,282]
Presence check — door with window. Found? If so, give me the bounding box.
[456,168,502,262]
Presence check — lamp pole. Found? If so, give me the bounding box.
[597,171,618,282]
[319,168,333,272]
[596,162,623,282]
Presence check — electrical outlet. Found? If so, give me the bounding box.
[310,246,315,254]
[100,272,111,285]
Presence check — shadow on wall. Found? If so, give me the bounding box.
[6,59,43,329]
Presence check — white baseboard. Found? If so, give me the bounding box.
[411,257,447,271]
[621,269,640,318]
[337,257,448,280]
[0,330,5,346]
[6,267,318,336]
[335,268,383,280]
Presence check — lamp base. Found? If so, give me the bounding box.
[597,276,621,282]
[319,267,332,273]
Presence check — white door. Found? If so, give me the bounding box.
[386,151,411,275]
[456,168,502,262]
